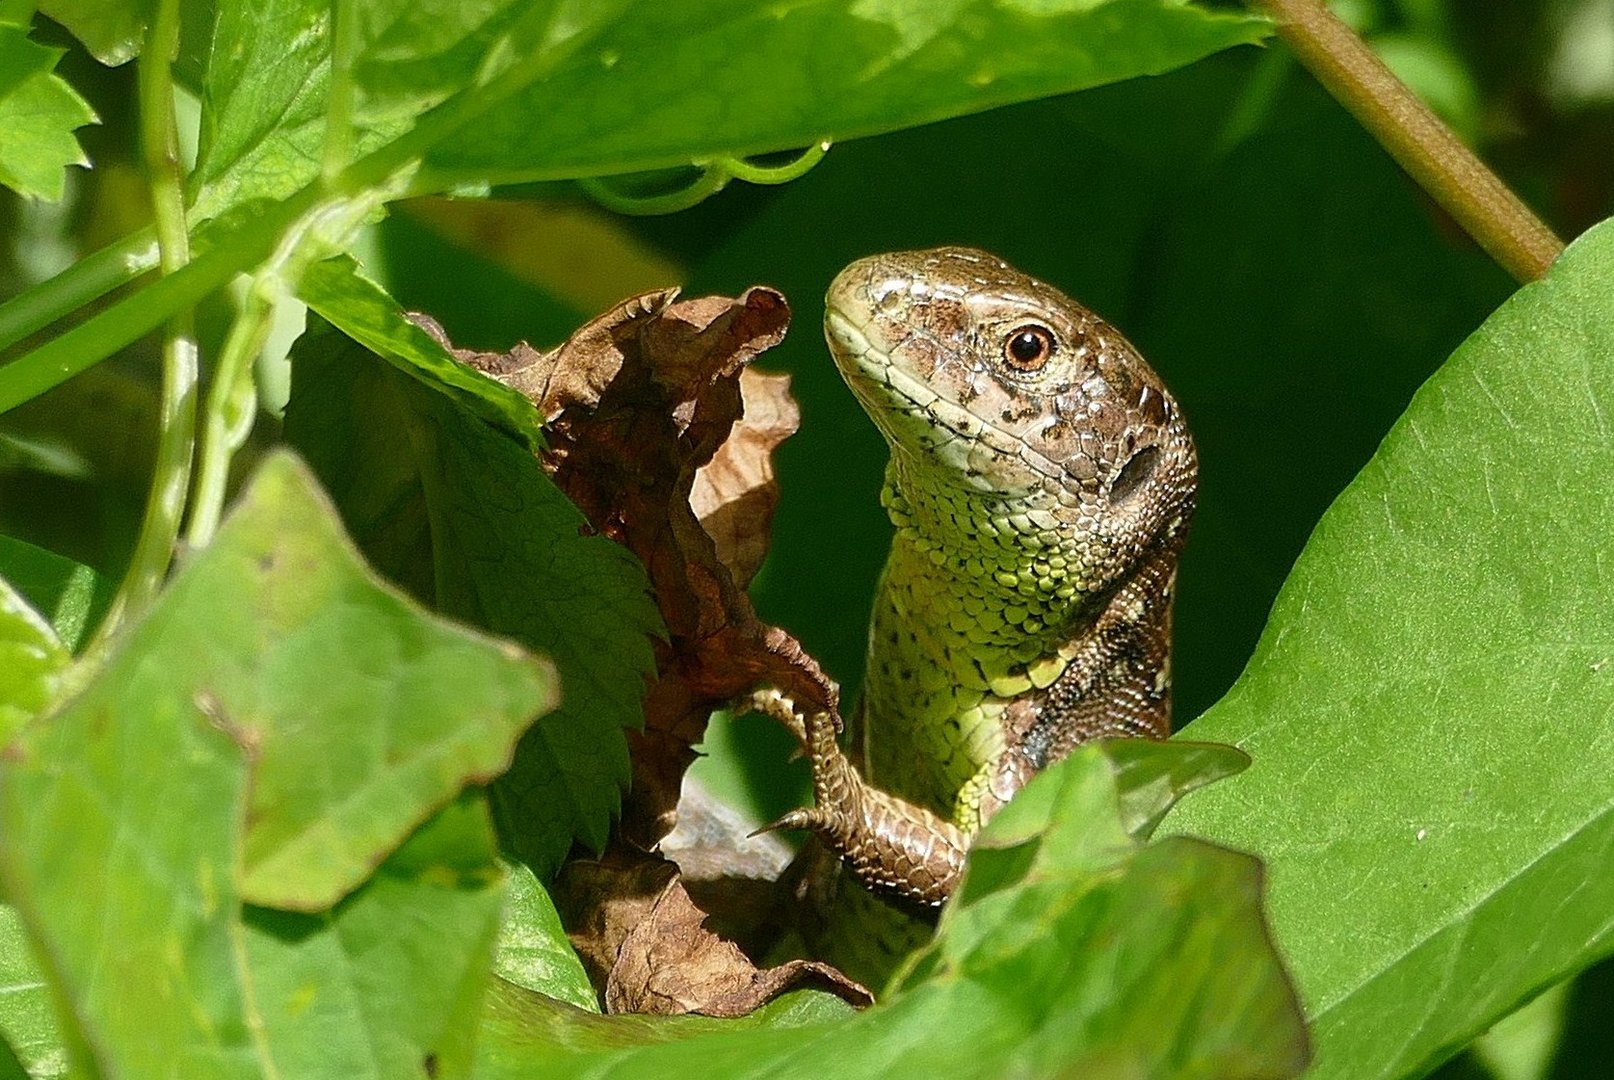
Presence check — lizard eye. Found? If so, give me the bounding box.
[1003,325,1055,372]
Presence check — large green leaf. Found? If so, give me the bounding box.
[191,0,1266,219]
[283,310,660,877]
[244,793,508,1080]
[0,452,555,1078]
[424,0,1270,184]
[1166,216,1614,1078]
[477,741,1306,1078]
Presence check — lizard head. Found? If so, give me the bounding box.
[825,246,1196,587]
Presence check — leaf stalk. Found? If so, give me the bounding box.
[93,0,197,643]
[1250,0,1563,283]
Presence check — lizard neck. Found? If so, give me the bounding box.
[857,457,1121,815]
[880,455,1107,646]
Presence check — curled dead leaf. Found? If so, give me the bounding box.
[427,286,834,846]
[557,849,870,1017]
[691,368,799,590]
[424,285,850,1014]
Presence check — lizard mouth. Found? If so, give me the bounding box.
[825,307,1073,490]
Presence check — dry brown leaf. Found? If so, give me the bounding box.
[558,850,870,1018]
[424,286,851,1015]
[430,286,834,846]
[691,368,799,590]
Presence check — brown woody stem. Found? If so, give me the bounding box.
[1252,0,1564,283]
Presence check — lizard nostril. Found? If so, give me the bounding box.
[1109,445,1160,504]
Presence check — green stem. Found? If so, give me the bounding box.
[321,0,359,181]
[577,166,732,216]
[720,141,831,184]
[0,193,314,416]
[0,228,158,355]
[97,0,198,640]
[184,280,272,548]
[186,192,389,547]
[1251,0,1563,283]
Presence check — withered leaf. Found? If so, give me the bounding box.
[558,850,870,1018]
[691,368,799,590]
[425,284,854,1015]
[429,285,836,850]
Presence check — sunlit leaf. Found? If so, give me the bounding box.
[1168,216,1614,1079]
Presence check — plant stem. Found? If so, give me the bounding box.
[1250,0,1563,283]
[0,228,159,356]
[0,194,313,416]
[93,0,195,642]
[321,0,359,181]
[184,279,272,548]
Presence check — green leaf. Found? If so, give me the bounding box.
[0,26,96,201]
[298,255,547,451]
[236,545,558,909]
[0,24,56,100]
[0,577,66,747]
[192,0,1266,220]
[492,861,599,1012]
[192,0,377,219]
[190,0,633,219]
[476,742,1307,1078]
[0,904,61,1080]
[284,322,660,877]
[0,537,110,654]
[0,452,554,1077]
[1166,216,1614,1079]
[35,0,152,65]
[427,0,1271,186]
[1112,738,1251,840]
[244,793,507,1080]
[476,978,853,1074]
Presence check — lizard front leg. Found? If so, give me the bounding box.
[750,691,966,908]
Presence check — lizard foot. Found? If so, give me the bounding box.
[754,705,967,909]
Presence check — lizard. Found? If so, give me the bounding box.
[758,247,1197,979]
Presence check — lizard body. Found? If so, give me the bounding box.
[773,248,1196,928]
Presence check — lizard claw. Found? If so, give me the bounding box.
[749,807,827,838]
